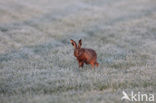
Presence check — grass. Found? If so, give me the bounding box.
[0,0,156,103]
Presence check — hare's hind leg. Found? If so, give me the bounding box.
[90,61,95,69]
[90,63,95,69]
[90,60,97,69]
[95,61,99,67]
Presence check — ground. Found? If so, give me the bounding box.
[0,0,156,103]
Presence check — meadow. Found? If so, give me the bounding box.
[0,0,156,103]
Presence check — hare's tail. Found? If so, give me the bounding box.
[95,61,99,67]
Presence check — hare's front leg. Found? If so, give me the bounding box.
[78,61,84,68]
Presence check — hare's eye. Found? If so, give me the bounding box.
[72,42,74,46]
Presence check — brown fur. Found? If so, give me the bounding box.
[70,39,99,69]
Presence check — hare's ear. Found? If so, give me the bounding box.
[70,39,77,49]
[78,39,82,48]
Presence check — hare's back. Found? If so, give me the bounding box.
[83,48,97,59]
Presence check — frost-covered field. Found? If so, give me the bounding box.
[0,0,156,103]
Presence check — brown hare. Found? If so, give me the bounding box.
[70,39,99,69]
